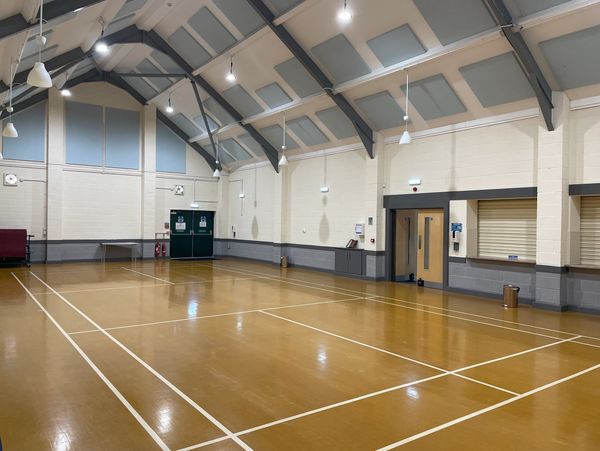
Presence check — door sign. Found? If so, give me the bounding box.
[199,216,207,228]
[175,222,186,231]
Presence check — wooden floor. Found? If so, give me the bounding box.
[1,259,600,450]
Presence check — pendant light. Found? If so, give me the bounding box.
[225,56,236,82]
[27,1,52,88]
[94,17,109,54]
[400,71,411,145]
[278,113,288,167]
[3,59,19,138]
[213,135,221,178]
[338,0,352,22]
[165,94,174,114]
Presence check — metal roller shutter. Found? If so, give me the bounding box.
[580,196,600,266]
[478,199,537,261]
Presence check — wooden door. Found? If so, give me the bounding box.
[417,210,444,284]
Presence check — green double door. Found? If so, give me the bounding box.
[170,210,214,259]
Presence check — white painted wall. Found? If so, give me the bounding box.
[570,106,600,184]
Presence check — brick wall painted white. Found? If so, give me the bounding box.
[569,106,600,184]
[0,166,46,237]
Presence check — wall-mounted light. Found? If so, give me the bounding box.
[239,193,245,198]
[190,202,200,209]
[320,186,330,193]
[408,178,421,186]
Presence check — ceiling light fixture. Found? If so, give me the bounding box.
[213,135,221,178]
[166,94,174,114]
[27,1,52,88]
[3,59,19,139]
[400,71,411,145]
[226,56,236,82]
[338,0,352,22]
[60,89,72,97]
[94,17,109,54]
[279,113,288,167]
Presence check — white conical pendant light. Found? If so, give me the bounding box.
[400,71,411,145]
[279,113,288,166]
[27,1,52,88]
[3,60,19,138]
[213,135,221,178]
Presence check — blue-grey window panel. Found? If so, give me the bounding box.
[2,102,46,162]
[259,124,299,150]
[65,102,103,166]
[193,114,219,133]
[115,0,146,20]
[287,116,329,146]
[105,107,140,169]
[151,50,183,74]
[218,146,236,164]
[156,120,186,173]
[255,82,292,109]
[167,27,211,68]
[213,0,263,36]
[204,97,235,125]
[136,59,172,91]
[401,74,466,120]
[124,76,158,100]
[274,57,322,98]
[311,34,371,84]
[508,0,570,17]
[539,25,600,90]
[237,133,262,156]
[105,13,135,35]
[19,45,59,71]
[355,91,405,131]
[367,25,425,67]
[171,113,202,138]
[413,0,496,45]
[221,85,264,117]
[315,106,357,140]
[459,52,534,107]
[220,138,253,160]
[189,7,236,54]
[264,0,303,15]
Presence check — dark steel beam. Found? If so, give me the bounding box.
[11,47,86,86]
[483,0,554,131]
[245,0,374,158]
[0,0,105,41]
[189,78,221,169]
[141,29,280,171]
[116,72,186,78]
[0,90,48,120]
[61,69,103,90]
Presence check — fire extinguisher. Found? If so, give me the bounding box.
[155,242,161,258]
[162,242,167,257]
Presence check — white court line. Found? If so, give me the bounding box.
[121,267,175,285]
[28,272,254,451]
[11,273,170,451]
[376,362,600,450]
[205,263,600,343]
[68,296,366,336]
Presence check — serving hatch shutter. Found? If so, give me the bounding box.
[580,196,600,266]
[478,198,537,261]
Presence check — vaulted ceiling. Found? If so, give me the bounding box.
[2,0,600,170]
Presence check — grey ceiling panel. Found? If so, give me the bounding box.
[264,0,303,15]
[218,147,235,164]
[459,52,534,107]
[221,138,253,160]
[274,57,322,98]
[168,27,211,68]
[221,85,264,117]
[413,0,496,45]
[311,34,371,84]
[151,50,183,74]
[20,45,59,71]
[193,114,219,133]
[136,59,172,91]
[506,0,570,17]
[539,25,600,90]
[255,82,292,109]
[205,97,236,125]
[213,0,264,36]
[70,59,95,79]
[237,133,262,156]
[355,91,405,130]
[124,76,158,100]
[260,124,299,150]
[315,106,357,139]
[287,116,329,146]
[105,13,136,35]
[189,7,236,54]
[171,113,201,138]
[367,25,425,67]
[401,74,466,120]
[115,0,146,20]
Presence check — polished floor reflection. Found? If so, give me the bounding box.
[1,258,600,450]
